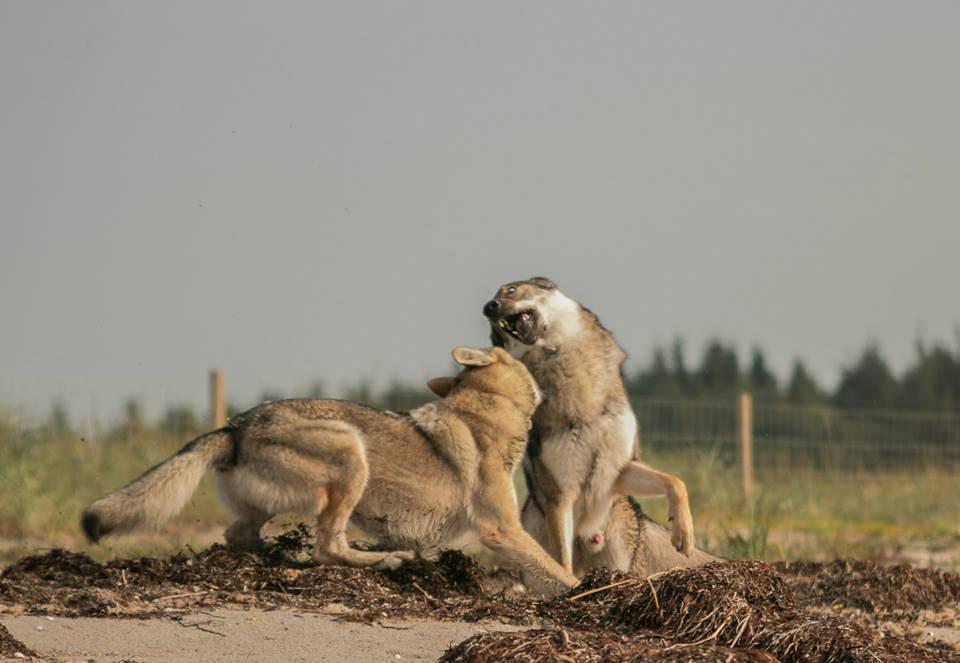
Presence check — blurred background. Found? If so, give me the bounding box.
[1,2,958,568]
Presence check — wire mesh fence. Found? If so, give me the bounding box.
[633,396,960,473]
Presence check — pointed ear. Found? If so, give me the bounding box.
[452,347,497,367]
[427,376,455,397]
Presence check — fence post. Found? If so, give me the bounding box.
[209,369,225,429]
[739,391,754,498]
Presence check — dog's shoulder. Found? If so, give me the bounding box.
[407,401,481,471]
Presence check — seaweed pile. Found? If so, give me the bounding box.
[0,526,536,623]
[773,559,960,615]
[1,527,958,662]
[487,562,958,663]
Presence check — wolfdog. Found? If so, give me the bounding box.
[485,278,715,584]
[82,346,578,592]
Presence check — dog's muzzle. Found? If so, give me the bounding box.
[487,306,539,345]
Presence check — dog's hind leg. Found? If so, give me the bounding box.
[312,485,415,570]
[613,461,694,556]
[309,425,415,570]
[216,469,271,551]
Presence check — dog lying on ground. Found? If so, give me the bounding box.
[485,278,715,586]
[82,346,578,593]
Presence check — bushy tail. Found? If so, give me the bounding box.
[82,429,234,543]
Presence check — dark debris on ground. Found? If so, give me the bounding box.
[773,558,960,615]
[440,627,782,663]
[0,621,38,659]
[1,527,958,663]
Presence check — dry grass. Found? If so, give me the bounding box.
[1,417,958,570]
[638,448,960,570]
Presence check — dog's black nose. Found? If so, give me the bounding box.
[483,300,499,317]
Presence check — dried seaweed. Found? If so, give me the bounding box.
[773,559,960,615]
[440,627,781,663]
[0,530,537,623]
[0,621,38,659]
[1,529,958,662]
[537,562,958,663]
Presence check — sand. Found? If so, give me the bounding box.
[2,609,526,662]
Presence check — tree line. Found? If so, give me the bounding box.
[36,336,960,438]
[626,337,960,412]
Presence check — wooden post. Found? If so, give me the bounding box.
[209,369,225,429]
[739,391,754,498]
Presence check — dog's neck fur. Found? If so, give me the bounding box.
[414,389,533,475]
[518,301,630,431]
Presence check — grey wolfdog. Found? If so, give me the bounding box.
[82,346,578,593]
[485,277,717,588]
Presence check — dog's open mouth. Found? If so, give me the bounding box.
[496,309,538,344]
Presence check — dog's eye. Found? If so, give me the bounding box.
[505,286,516,295]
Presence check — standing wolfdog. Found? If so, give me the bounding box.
[485,278,715,584]
[82,346,578,593]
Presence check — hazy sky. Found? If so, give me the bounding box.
[3,2,959,425]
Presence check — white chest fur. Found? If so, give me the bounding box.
[619,410,638,461]
[536,407,638,544]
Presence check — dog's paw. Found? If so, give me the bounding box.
[374,550,416,571]
[670,508,695,557]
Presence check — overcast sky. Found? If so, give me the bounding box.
[2,2,959,426]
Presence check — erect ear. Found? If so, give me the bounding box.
[528,276,557,290]
[427,376,455,397]
[452,346,497,367]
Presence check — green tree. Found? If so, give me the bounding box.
[159,405,200,436]
[833,344,898,409]
[378,381,432,412]
[898,342,960,411]
[671,337,694,395]
[342,382,375,407]
[697,341,741,397]
[786,360,827,405]
[628,346,686,399]
[747,347,779,401]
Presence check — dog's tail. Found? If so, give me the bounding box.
[82,428,234,543]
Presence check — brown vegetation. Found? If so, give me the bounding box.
[1,527,957,662]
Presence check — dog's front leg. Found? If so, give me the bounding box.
[479,521,579,595]
[613,461,694,556]
[542,501,576,573]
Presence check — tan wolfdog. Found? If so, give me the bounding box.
[82,346,578,593]
[485,278,714,587]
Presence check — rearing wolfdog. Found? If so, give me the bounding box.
[82,346,578,592]
[486,278,714,585]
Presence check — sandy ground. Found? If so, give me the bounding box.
[2,609,526,662]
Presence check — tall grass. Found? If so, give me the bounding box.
[1,414,958,570]
[638,448,960,568]
[0,416,228,563]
